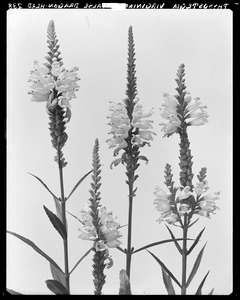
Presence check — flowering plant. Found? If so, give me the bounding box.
[148,64,220,295]
[7,20,92,295]
[7,20,221,295]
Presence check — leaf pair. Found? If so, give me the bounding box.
[147,229,211,295]
[29,170,92,202]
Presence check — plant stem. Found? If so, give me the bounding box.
[126,178,134,279]
[181,213,188,295]
[58,150,70,294]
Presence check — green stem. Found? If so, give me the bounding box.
[181,214,188,295]
[58,150,70,294]
[126,179,134,279]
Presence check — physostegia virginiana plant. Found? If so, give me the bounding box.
[148,63,220,295]
[7,21,220,295]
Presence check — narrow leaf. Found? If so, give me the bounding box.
[69,247,93,275]
[116,245,126,254]
[67,170,92,200]
[147,250,182,288]
[53,196,63,223]
[7,231,63,273]
[165,225,182,254]
[133,238,191,254]
[28,173,58,200]
[186,243,207,287]
[43,205,67,240]
[187,227,205,255]
[208,288,214,295]
[119,269,131,295]
[188,217,200,228]
[67,210,82,223]
[161,267,176,295]
[50,263,66,288]
[195,270,210,295]
[45,279,69,295]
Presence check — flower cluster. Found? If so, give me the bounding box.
[184,93,209,126]
[78,204,122,251]
[28,59,80,111]
[107,98,155,156]
[153,183,220,224]
[159,92,208,137]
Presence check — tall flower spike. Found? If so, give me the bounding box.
[89,139,106,295]
[175,64,194,189]
[125,26,138,114]
[28,20,80,167]
[107,26,155,280]
[107,26,155,167]
[78,139,122,294]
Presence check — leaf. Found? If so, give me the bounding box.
[147,250,182,288]
[43,205,67,240]
[195,270,210,295]
[161,267,175,295]
[188,217,200,228]
[187,227,205,255]
[69,247,93,275]
[45,279,69,295]
[186,243,207,287]
[208,288,214,295]
[28,173,58,200]
[66,170,92,200]
[50,263,66,287]
[67,210,82,223]
[6,289,23,295]
[7,231,63,273]
[116,245,126,254]
[165,225,182,255]
[133,238,192,254]
[53,196,63,223]
[119,269,131,295]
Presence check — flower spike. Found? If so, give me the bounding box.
[78,139,122,294]
[28,20,80,166]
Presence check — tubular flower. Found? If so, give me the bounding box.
[153,186,178,224]
[107,98,155,156]
[196,191,220,218]
[184,95,208,126]
[159,66,208,138]
[28,20,80,163]
[78,204,122,250]
[28,59,80,109]
[159,93,181,137]
[154,183,220,224]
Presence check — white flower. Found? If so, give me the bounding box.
[157,211,179,224]
[28,60,80,107]
[184,96,208,127]
[159,93,181,137]
[175,186,193,201]
[197,191,220,218]
[194,181,209,195]
[107,98,155,155]
[153,186,178,224]
[78,205,122,250]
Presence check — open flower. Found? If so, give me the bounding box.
[29,59,80,109]
[184,95,208,126]
[107,98,155,156]
[159,93,181,137]
[154,183,220,224]
[196,191,220,218]
[159,91,208,137]
[153,186,178,224]
[78,204,122,250]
